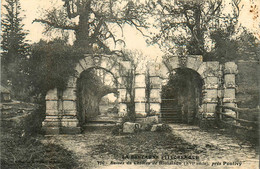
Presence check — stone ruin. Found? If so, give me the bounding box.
[42,54,238,134]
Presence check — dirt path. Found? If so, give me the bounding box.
[169,124,259,168]
[41,125,259,169]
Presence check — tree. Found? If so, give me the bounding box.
[147,0,241,58]
[33,0,148,53]
[1,0,30,100]
[209,27,260,62]
[27,39,81,101]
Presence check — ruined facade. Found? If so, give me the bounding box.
[42,54,238,134]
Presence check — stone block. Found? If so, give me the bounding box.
[135,74,146,87]
[205,77,219,89]
[79,58,88,70]
[45,88,58,100]
[205,76,218,85]
[100,58,108,68]
[63,110,77,116]
[46,100,58,110]
[119,103,127,117]
[186,55,203,71]
[149,103,161,113]
[139,116,159,130]
[150,76,161,88]
[205,62,220,77]
[63,88,77,100]
[145,116,159,124]
[224,62,238,74]
[148,62,161,76]
[223,88,236,99]
[204,89,218,99]
[160,63,170,78]
[61,121,78,127]
[46,110,59,116]
[63,100,77,110]
[135,112,147,118]
[151,124,163,132]
[167,56,179,70]
[60,127,81,134]
[118,89,127,102]
[224,74,236,88]
[197,62,207,78]
[204,103,217,113]
[134,88,146,102]
[42,119,60,127]
[83,57,94,69]
[150,89,161,102]
[223,102,236,109]
[75,64,84,74]
[135,102,146,112]
[42,127,60,135]
[123,122,140,133]
[223,98,236,103]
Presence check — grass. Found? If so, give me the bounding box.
[1,104,79,169]
[91,130,202,161]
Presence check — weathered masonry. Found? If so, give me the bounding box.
[42,54,133,134]
[42,54,238,134]
[146,55,238,126]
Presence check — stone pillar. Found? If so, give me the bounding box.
[202,76,219,118]
[42,88,61,134]
[202,62,220,117]
[135,73,147,119]
[60,76,80,134]
[223,62,238,118]
[118,88,128,117]
[118,61,132,119]
[148,62,162,117]
[200,62,220,127]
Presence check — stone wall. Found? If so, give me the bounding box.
[236,60,259,108]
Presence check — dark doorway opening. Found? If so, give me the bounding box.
[161,68,203,124]
[76,68,118,125]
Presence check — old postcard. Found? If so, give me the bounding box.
[1,0,259,168]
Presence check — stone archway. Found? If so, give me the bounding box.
[42,54,132,134]
[147,55,238,126]
[161,68,204,124]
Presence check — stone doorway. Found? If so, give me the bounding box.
[76,68,118,125]
[42,54,132,134]
[161,68,204,124]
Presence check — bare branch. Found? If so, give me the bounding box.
[33,19,77,30]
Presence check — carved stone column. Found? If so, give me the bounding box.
[61,82,81,134]
[223,62,238,118]
[118,87,128,117]
[42,88,61,134]
[134,73,147,119]
[201,62,220,119]
[148,62,162,117]
[118,61,132,118]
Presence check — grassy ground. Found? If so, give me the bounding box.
[0,102,79,169]
[92,130,199,159]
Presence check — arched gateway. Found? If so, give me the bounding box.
[146,55,238,126]
[42,54,238,134]
[42,54,132,134]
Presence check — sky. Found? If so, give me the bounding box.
[2,0,260,62]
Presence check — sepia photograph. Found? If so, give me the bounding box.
[1,0,259,168]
